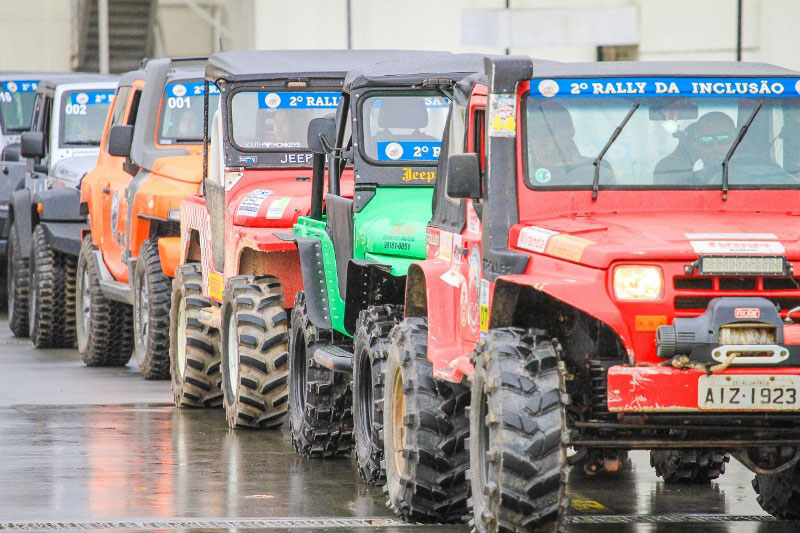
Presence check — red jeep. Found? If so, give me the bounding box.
[382,56,800,529]
[171,50,411,426]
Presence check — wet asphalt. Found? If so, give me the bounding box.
[0,314,797,532]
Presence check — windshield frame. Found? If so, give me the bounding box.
[225,85,342,154]
[157,78,219,146]
[57,88,116,149]
[356,89,450,168]
[0,79,39,134]
[521,78,800,192]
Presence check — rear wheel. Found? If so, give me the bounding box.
[383,317,470,523]
[29,225,77,348]
[468,328,563,532]
[753,462,800,519]
[353,304,403,485]
[650,449,729,483]
[288,291,353,456]
[170,263,222,408]
[76,235,134,366]
[133,239,171,379]
[221,275,289,429]
[7,221,29,337]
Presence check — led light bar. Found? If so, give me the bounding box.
[698,255,788,276]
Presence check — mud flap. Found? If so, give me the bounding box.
[295,236,332,330]
[343,259,405,335]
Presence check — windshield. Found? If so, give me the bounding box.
[0,80,38,133]
[158,81,220,144]
[525,77,800,189]
[230,91,340,150]
[60,89,115,146]
[361,94,449,163]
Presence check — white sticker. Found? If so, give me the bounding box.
[517,226,558,253]
[266,197,291,219]
[439,231,453,262]
[172,84,187,97]
[236,189,272,217]
[440,267,463,288]
[75,92,89,105]
[264,92,281,108]
[466,202,480,234]
[690,240,785,254]
[225,171,243,192]
[384,142,404,160]
[685,233,778,240]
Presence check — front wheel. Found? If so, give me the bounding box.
[221,275,290,429]
[468,328,563,532]
[170,263,222,408]
[288,291,353,457]
[132,239,171,379]
[7,221,29,337]
[76,235,133,366]
[382,317,470,524]
[29,225,77,348]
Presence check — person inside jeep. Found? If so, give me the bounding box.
[528,100,613,186]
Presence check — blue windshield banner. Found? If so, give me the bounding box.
[530,78,800,98]
[165,82,220,98]
[370,96,451,109]
[68,90,115,105]
[256,92,340,109]
[0,80,39,93]
[376,141,441,162]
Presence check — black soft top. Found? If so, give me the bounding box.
[345,53,486,91]
[205,50,428,83]
[36,73,119,91]
[529,60,800,79]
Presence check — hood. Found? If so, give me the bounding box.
[510,211,800,269]
[51,155,99,186]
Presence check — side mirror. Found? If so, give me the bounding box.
[446,153,482,199]
[307,117,336,155]
[20,131,45,159]
[108,125,134,157]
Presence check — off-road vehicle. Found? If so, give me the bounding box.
[385,56,800,529]
[290,54,482,492]
[6,75,117,346]
[173,50,411,426]
[79,58,219,377]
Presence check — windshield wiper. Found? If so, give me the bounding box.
[592,102,639,200]
[721,99,763,200]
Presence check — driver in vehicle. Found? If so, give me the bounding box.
[528,101,613,185]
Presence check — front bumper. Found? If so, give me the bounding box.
[607,365,800,412]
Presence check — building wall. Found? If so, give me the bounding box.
[0,1,74,71]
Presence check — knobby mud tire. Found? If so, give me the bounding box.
[76,235,133,366]
[221,275,290,429]
[468,327,563,532]
[288,290,353,457]
[29,225,77,348]
[132,239,171,379]
[170,263,222,408]
[753,462,800,519]
[650,449,729,483]
[353,304,403,485]
[382,317,470,524]
[7,221,29,337]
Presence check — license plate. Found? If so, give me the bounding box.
[698,375,800,410]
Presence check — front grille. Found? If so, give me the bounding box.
[674,296,800,312]
[719,277,757,290]
[673,274,800,313]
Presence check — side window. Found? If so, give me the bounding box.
[105,86,130,150]
[472,109,485,172]
[126,89,142,126]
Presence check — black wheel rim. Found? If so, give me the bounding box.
[291,327,307,414]
[357,348,374,443]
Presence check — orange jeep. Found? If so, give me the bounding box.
[79,58,219,378]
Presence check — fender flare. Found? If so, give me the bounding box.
[9,188,33,254]
[33,188,83,221]
[295,236,332,330]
